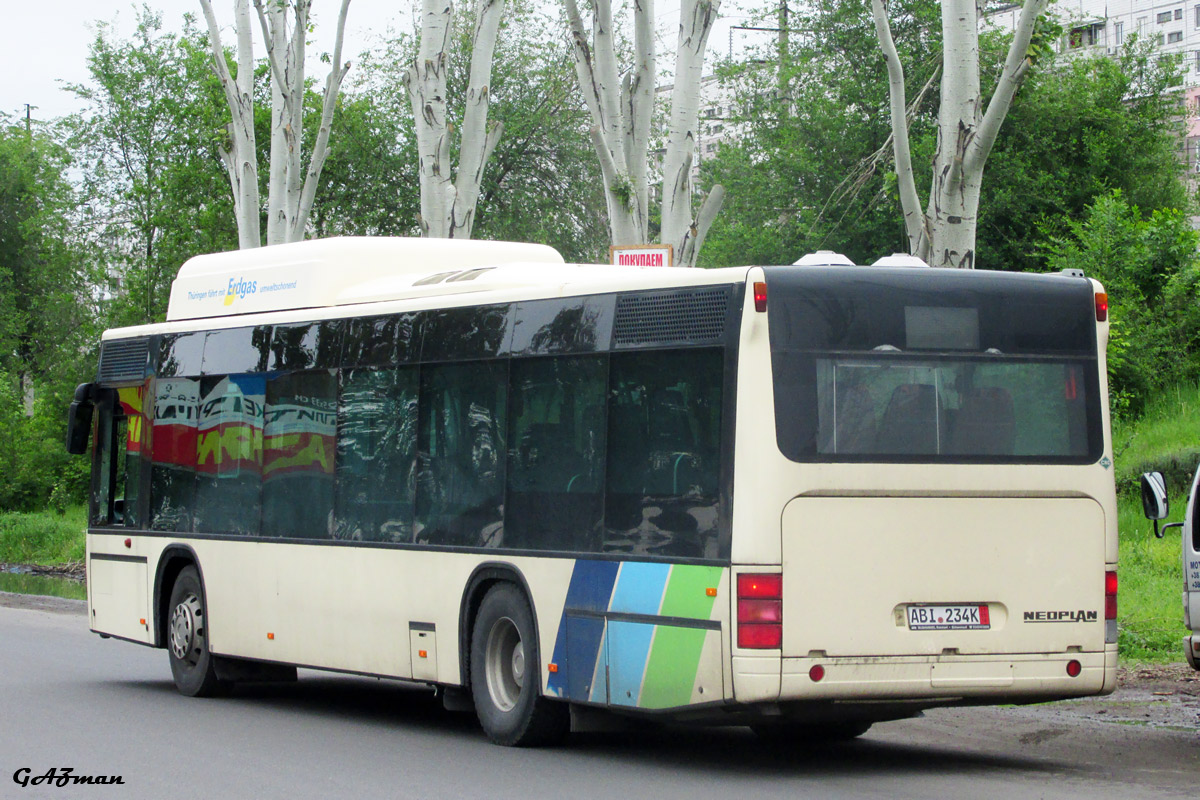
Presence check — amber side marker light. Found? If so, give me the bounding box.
[753,282,767,313]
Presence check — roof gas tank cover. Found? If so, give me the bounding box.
[165,237,565,322]
[793,250,856,267]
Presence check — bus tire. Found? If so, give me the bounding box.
[469,583,568,746]
[167,565,229,698]
[750,720,871,744]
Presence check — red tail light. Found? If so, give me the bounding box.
[738,572,782,649]
[1105,570,1118,620]
[753,282,768,313]
[738,573,782,598]
[1095,292,1108,322]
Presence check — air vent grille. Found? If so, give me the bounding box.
[613,287,729,347]
[98,338,150,383]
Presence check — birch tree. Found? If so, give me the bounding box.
[403,0,507,239]
[198,0,352,248]
[564,0,726,266]
[871,0,1048,268]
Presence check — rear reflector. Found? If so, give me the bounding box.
[1066,659,1082,678]
[809,664,825,682]
[739,624,782,649]
[1095,292,1108,322]
[737,572,782,649]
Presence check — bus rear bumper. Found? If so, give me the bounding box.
[776,652,1115,703]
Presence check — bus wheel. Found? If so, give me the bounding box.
[167,565,229,698]
[750,720,872,744]
[469,583,568,746]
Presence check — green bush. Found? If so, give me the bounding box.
[0,373,91,513]
[1045,192,1200,417]
[0,506,86,564]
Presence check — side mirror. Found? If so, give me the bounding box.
[1141,471,1168,520]
[66,399,94,455]
[1140,471,1185,539]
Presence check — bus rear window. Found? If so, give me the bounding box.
[767,268,1104,464]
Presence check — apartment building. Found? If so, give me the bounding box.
[989,1,1200,169]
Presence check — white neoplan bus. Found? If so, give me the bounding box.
[68,237,1119,746]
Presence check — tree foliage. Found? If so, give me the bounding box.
[1045,191,1200,417]
[979,39,1191,273]
[701,5,1190,275]
[0,118,95,510]
[700,0,941,266]
[350,1,609,260]
[67,8,238,327]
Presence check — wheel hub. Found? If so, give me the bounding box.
[485,616,524,712]
[169,594,203,663]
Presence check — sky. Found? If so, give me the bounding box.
[2,0,759,125]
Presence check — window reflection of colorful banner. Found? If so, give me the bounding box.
[197,375,265,477]
[152,380,199,470]
[151,375,336,481]
[263,398,336,479]
[118,385,146,455]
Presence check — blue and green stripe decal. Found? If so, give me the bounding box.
[545,560,725,709]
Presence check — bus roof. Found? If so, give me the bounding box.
[111,237,749,340]
[165,237,570,322]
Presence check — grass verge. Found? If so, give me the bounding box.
[0,505,86,565]
[1117,496,1189,663]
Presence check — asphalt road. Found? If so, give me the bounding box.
[1,595,1196,800]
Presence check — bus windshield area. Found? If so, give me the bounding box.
[766,267,1104,464]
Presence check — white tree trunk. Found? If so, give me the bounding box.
[565,0,724,264]
[199,0,260,249]
[660,0,723,266]
[295,0,352,241]
[202,0,352,248]
[564,0,646,245]
[869,0,928,259]
[451,0,507,238]
[873,0,1046,268]
[404,0,455,238]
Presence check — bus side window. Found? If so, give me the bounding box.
[416,362,507,548]
[605,349,723,559]
[505,355,606,552]
[92,403,115,526]
[92,394,137,527]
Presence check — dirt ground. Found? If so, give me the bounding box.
[1038,662,1200,732]
[0,561,86,580]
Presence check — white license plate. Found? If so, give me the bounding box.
[907,604,990,630]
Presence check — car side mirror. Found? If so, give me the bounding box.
[1140,471,1184,539]
[1141,471,1168,520]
